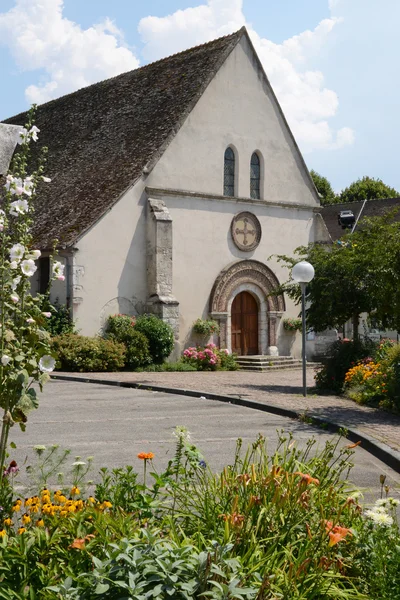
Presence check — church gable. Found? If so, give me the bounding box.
[147,33,320,208]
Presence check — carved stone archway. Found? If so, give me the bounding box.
[209,260,285,354]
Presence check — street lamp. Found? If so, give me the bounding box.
[292,261,315,397]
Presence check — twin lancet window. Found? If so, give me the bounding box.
[223,148,261,199]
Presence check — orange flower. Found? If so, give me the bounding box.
[325,521,352,546]
[70,538,86,550]
[137,452,154,460]
[294,472,320,486]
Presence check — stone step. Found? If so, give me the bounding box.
[236,356,319,371]
[237,356,296,364]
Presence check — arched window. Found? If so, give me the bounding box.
[224,147,235,196]
[250,152,261,199]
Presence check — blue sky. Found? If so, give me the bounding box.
[0,0,398,194]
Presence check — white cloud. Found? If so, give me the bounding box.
[0,0,140,105]
[139,0,354,153]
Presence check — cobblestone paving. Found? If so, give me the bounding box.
[57,369,400,451]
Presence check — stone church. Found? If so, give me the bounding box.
[1,27,329,359]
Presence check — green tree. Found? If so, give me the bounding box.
[274,211,400,341]
[309,169,337,205]
[339,176,399,203]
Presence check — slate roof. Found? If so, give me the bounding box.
[2,28,245,248]
[321,197,400,241]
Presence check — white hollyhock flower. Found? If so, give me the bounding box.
[5,174,14,191]
[39,355,55,373]
[17,128,28,144]
[9,177,24,196]
[41,176,51,183]
[26,249,41,260]
[21,259,37,277]
[10,261,18,270]
[29,125,40,142]
[26,318,35,324]
[0,209,5,232]
[12,276,21,290]
[10,199,29,217]
[42,312,51,318]
[1,355,11,366]
[10,243,25,262]
[10,293,19,303]
[53,260,65,280]
[22,177,34,197]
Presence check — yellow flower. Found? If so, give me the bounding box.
[18,527,26,535]
[70,486,80,496]
[102,501,112,509]
[87,496,96,505]
[0,529,6,538]
[12,502,21,512]
[41,494,51,504]
[3,518,12,527]
[22,514,31,525]
[60,510,68,518]
[37,519,45,527]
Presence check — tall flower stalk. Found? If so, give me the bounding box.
[0,108,61,490]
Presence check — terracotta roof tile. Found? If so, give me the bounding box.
[2,29,245,248]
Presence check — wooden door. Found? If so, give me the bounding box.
[231,291,258,355]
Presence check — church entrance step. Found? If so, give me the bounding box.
[236,355,318,371]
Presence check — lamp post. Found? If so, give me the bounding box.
[292,261,315,397]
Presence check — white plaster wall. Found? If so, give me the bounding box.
[165,193,315,357]
[71,184,147,335]
[146,35,319,207]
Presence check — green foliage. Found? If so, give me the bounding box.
[40,297,75,336]
[274,210,400,334]
[105,314,151,370]
[310,169,337,205]
[192,318,220,336]
[134,314,174,364]
[315,338,377,393]
[52,334,125,372]
[282,317,302,332]
[339,176,399,203]
[136,361,197,372]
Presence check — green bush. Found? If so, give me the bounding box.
[380,344,400,411]
[52,334,125,372]
[105,315,151,370]
[134,314,174,364]
[39,297,75,336]
[315,338,377,393]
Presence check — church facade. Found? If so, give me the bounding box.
[2,28,329,359]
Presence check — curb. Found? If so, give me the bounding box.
[50,373,400,474]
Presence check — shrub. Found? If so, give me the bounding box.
[315,338,377,393]
[134,314,174,364]
[182,343,239,371]
[192,318,220,337]
[52,334,125,372]
[105,314,151,370]
[40,297,75,336]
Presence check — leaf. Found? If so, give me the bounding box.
[10,442,16,449]
[95,583,110,594]
[19,423,26,432]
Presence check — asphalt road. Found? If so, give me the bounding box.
[9,380,400,505]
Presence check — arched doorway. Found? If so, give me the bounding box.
[231,291,258,355]
[209,260,286,355]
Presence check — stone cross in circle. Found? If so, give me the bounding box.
[235,217,256,246]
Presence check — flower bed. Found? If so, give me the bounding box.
[0,432,399,598]
[182,343,239,370]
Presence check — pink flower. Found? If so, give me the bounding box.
[42,312,51,318]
